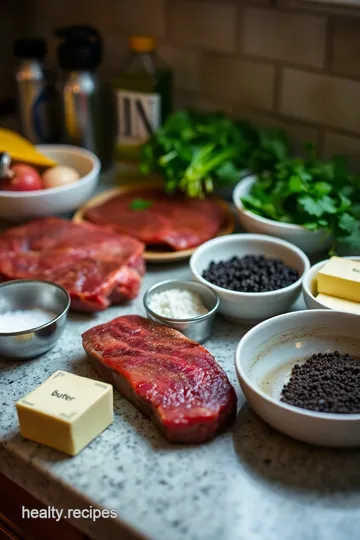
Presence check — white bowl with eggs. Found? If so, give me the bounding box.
[235,309,360,447]
[190,233,310,324]
[0,145,100,221]
[303,256,360,313]
[232,176,333,254]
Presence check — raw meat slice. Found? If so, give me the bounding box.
[84,189,225,251]
[82,315,237,443]
[47,259,133,311]
[0,218,145,311]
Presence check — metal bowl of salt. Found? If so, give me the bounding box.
[0,280,70,360]
[143,279,219,344]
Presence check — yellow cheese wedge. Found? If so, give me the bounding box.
[317,257,360,303]
[0,128,57,168]
[317,293,360,315]
[16,370,113,456]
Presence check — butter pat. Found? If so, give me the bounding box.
[317,257,360,303]
[317,293,360,315]
[16,370,113,456]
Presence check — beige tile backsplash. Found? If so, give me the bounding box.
[159,45,200,92]
[169,0,237,53]
[113,0,167,37]
[323,131,360,170]
[332,18,360,77]
[5,0,360,168]
[203,54,275,109]
[242,8,327,68]
[281,69,360,133]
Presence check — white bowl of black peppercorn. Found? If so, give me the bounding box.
[190,234,310,324]
[235,309,360,447]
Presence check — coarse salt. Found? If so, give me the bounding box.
[149,288,208,319]
[0,308,56,333]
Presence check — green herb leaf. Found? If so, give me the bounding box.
[129,198,153,211]
[298,195,325,217]
[312,182,332,197]
[338,212,357,233]
[288,175,305,194]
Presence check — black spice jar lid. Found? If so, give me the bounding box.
[13,38,47,60]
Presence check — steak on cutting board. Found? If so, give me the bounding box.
[0,218,145,311]
[84,189,225,251]
[82,315,237,443]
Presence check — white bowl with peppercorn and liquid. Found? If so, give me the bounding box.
[235,309,360,447]
[190,234,310,324]
[233,176,333,255]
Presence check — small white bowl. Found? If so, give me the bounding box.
[190,233,310,324]
[232,175,332,254]
[303,256,360,312]
[235,309,360,447]
[0,145,100,221]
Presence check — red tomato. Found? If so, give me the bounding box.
[9,164,43,191]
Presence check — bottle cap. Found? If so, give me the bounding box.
[129,36,156,53]
[54,25,102,71]
[13,38,46,60]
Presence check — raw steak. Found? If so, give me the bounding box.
[0,218,145,311]
[84,189,225,251]
[82,315,237,443]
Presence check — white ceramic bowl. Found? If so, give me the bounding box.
[303,256,360,312]
[235,309,360,447]
[0,145,100,221]
[190,233,310,324]
[233,175,332,254]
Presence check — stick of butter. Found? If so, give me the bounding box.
[317,293,360,315]
[317,257,360,303]
[16,370,113,456]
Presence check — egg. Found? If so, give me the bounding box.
[42,165,80,189]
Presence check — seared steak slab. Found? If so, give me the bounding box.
[82,315,237,443]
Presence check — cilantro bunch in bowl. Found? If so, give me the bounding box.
[238,145,360,253]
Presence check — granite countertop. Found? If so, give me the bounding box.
[1,261,360,540]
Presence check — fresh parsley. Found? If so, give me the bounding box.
[241,146,360,252]
[140,110,289,198]
[129,198,153,211]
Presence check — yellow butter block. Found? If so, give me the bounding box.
[16,370,113,456]
[317,257,360,303]
[317,293,360,315]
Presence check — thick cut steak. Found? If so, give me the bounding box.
[82,315,237,443]
[84,189,225,251]
[0,218,145,311]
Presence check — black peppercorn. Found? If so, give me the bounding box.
[281,352,360,414]
[202,254,299,293]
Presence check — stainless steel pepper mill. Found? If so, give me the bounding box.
[55,25,111,169]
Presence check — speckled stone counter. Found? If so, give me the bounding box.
[1,263,360,540]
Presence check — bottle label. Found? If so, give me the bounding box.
[115,90,160,147]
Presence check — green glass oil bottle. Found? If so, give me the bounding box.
[113,36,172,168]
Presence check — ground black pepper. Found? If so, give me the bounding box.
[202,254,299,293]
[281,351,360,414]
